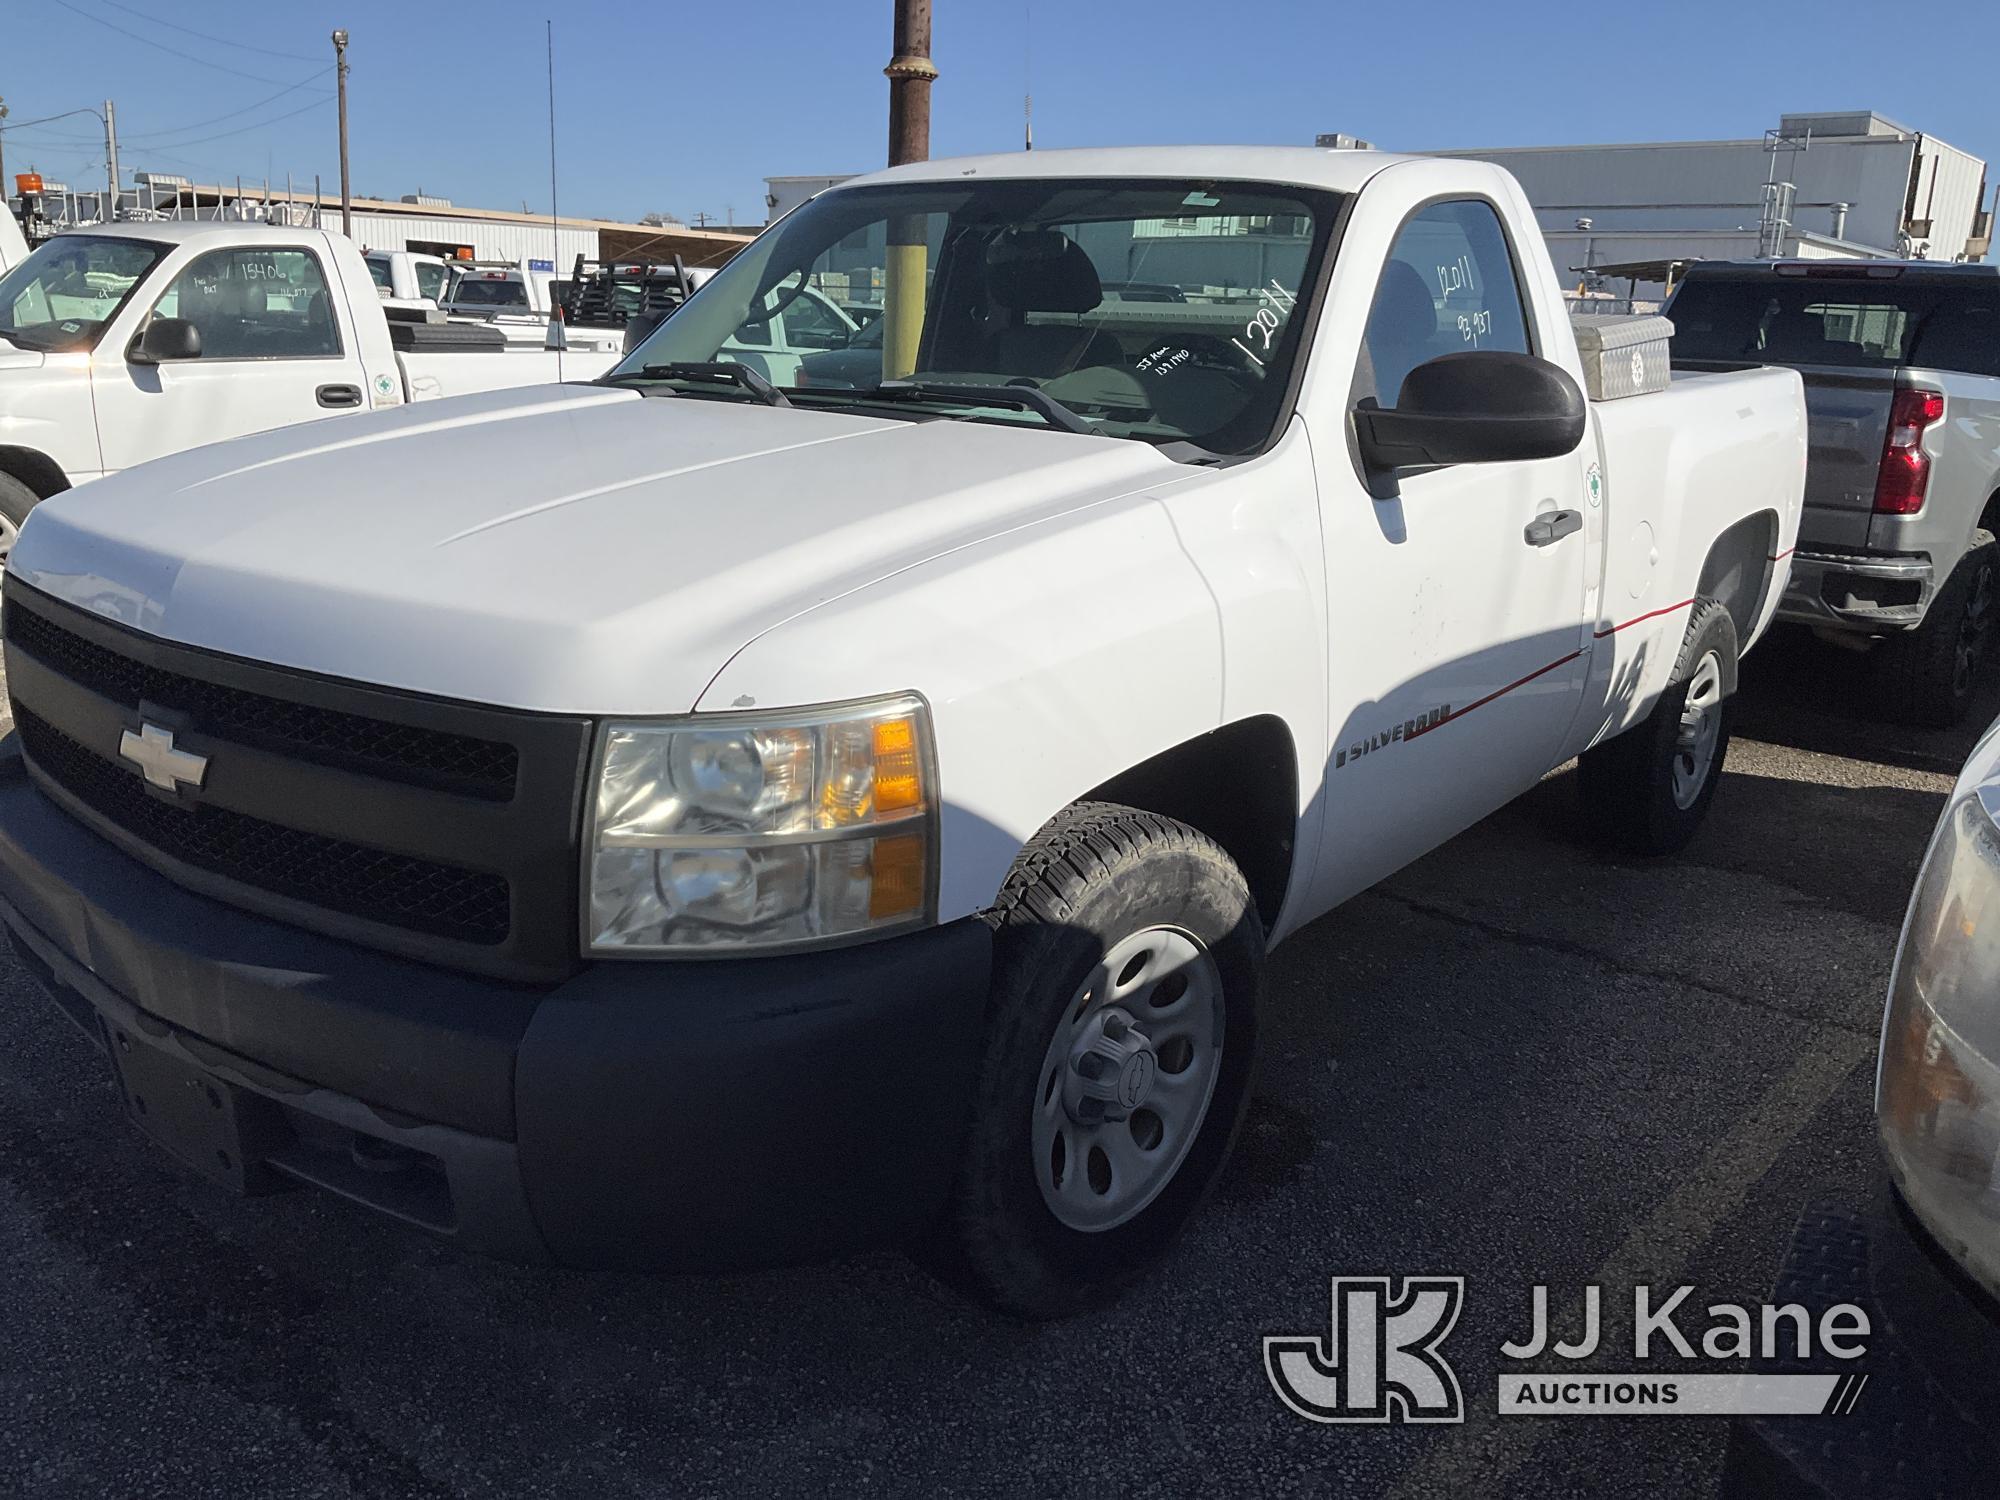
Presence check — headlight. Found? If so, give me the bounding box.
[585,693,935,954]
[1879,787,2000,1297]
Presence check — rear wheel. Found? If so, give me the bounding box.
[1869,528,1996,728]
[1580,598,1738,855]
[920,802,1263,1319]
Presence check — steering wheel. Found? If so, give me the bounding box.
[743,267,812,327]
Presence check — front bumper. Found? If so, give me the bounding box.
[0,744,992,1269]
[1776,550,1934,632]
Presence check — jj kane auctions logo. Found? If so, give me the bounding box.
[1265,1278,1871,1422]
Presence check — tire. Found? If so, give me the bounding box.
[1580,597,1738,856]
[920,801,1264,1319]
[0,471,37,560]
[1868,528,1996,728]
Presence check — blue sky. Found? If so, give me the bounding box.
[5,0,1994,228]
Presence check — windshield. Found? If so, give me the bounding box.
[450,276,528,308]
[0,234,168,352]
[1669,275,2000,375]
[611,177,1340,456]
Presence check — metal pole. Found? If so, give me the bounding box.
[882,0,935,380]
[104,99,119,222]
[332,29,352,237]
[0,96,9,203]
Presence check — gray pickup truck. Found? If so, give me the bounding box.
[1669,262,2000,724]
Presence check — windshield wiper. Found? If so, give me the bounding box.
[604,361,791,407]
[857,381,1098,435]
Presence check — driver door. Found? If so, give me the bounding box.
[94,244,368,474]
[1312,197,1592,898]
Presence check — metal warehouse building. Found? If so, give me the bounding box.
[1415,111,1991,300]
[20,177,752,272]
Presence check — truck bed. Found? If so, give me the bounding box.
[397,346,619,402]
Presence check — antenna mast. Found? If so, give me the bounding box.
[1023,1,1033,151]
[545,19,565,373]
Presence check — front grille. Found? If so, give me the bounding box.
[3,600,518,801]
[14,706,512,946]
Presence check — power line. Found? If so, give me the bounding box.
[125,95,329,153]
[121,70,331,143]
[88,0,319,63]
[43,0,306,86]
[3,130,103,146]
[0,105,104,132]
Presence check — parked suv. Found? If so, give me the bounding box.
[1669,262,2000,725]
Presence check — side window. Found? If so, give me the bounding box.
[415,262,450,301]
[1358,199,1531,408]
[148,247,341,359]
[781,289,852,350]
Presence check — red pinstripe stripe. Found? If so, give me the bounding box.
[1407,650,1584,738]
[1593,597,1695,640]
[1769,547,1796,562]
[1406,597,1697,739]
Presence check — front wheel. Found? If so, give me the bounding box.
[1579,598,1738,856]
[920,802,1263,1319]
[0,472,38,562]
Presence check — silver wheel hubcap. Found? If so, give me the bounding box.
[1032,925,1224,1233]
[1671,650,1724,810]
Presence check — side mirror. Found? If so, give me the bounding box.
[1355,350,1585,470]
[129,317,203,366]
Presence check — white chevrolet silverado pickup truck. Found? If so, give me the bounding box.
[0,221,618,552]
[0,147,1805,1317]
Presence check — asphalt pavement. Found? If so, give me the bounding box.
[0,627,1984,1499]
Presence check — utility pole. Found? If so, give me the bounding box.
[0,97,9,202]
[103,99,119,222]
[881,0,935,380]
[332,29,352,237]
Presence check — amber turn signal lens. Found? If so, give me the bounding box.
[873,716,923,813]
[869,832,927,919]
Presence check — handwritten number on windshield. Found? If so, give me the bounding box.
[1230,279,1298,369]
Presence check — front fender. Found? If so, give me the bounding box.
[0,355,99,484]
[696,493,1226,923]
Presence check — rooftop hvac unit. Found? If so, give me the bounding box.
[400,192,452,207]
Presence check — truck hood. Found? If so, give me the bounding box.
[0,347,47,372]
[9,383,1181,713]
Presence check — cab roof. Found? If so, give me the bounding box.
[1680,259,2000,282]
[841,145,1420,197]
[49,219,334,248]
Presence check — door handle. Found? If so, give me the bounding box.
[315,383,363,409]
[1524,509,1582,547]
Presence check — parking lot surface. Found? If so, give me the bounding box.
[0,629,1982,1499]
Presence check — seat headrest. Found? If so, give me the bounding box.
[1370,261,1438,340]
[985,230,1103,314]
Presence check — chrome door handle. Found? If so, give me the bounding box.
[1524,509,1582,547]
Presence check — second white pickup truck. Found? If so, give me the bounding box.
[0,147,1805,1317]
[0,221,619,551]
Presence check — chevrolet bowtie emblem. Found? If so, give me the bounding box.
[118,723,208,793]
